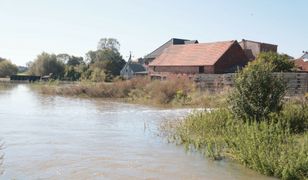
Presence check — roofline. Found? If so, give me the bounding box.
[149,40,238,67]
[241,39,278,47]
[144,38,193,59]
[172,40,236,47]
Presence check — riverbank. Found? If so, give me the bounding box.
[31,78,228,108]
[162,97,308,180]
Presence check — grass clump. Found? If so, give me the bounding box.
[170,105,308,180]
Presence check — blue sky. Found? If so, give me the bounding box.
[0,0,307,66]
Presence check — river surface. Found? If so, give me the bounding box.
[0,84,275,179]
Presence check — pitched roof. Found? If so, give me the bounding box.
[128,62,146,72]
[144,38,198,59]
[300,52,308,60]
[149,40,236,66]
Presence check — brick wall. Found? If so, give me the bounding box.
[150,65,214,74]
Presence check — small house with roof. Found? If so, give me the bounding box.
[149,40,248,78]
[120,55,147,79]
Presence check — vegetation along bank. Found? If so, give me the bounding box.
[162,56,308,180]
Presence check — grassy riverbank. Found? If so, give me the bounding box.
[35,78,228,108]
[162,58,308,180]
[162,100,308,180]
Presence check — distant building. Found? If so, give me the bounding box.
[144,38,198,65]
[120,55,147,79]
[294,51,308,72]
[239,39,278,61]
[149,40,248,77]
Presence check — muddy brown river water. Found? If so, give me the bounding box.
[0,84,276,179]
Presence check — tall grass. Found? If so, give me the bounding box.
[167,102,308,180]
[38,77,227,107]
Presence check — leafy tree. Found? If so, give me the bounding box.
[0,60,18,77]
[57,54,84,66]
[256,52,294,72]
[228,60,286,121]
[67,56,84,66]
[29,52,65,78]
[97,38,120,52]
[85,49,125,81]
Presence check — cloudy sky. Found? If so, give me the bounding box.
[0,0,307,65]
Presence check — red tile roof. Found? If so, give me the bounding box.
[149,41,236,66]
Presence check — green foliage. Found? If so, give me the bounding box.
[67,56,84,66]
[97,38,120,52]
[228,59,286,121]
[279,100,308,134]
[29,52,65,77]
[171,106,308,180]
[64,66,81,81]
[0,60,18,77]
[89,49,125,77]
[256,52,294,72]
[90,68,106,82]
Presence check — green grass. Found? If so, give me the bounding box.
[164,103,308,180]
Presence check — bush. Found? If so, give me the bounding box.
[256,52,294,72]
[228,60,286,121]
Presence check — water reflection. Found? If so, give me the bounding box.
[0,84,275,179]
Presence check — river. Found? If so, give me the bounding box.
[0,84,275,179]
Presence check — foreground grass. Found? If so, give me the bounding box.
[34,78,228,108]
[162,101,308,180]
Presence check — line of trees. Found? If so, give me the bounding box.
[0,57,18,77]
[26,38,126,82]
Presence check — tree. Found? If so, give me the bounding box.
[90,68,106,82]
[256,52,294,72]
[29,52,65,78]
[228,60,286,121]
[67,56,84,66]
[0,60,18,77]
[85,49,125,81]
[57,54,84,66]
[64,66,81,81]
[97,38,120,52]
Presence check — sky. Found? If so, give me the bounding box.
[0,0,307,66]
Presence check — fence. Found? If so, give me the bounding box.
[195,72,308,96]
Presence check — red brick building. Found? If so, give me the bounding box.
[294,52,308,72]
[239,39,278,61]
[149,40,248,76]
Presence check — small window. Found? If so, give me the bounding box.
[199,66,205,73]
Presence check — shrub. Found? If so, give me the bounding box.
[256,52,294,72]
[228,60,286,121]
